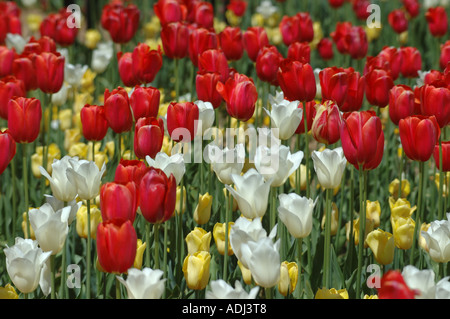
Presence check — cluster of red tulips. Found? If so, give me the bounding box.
[0,0,449,300]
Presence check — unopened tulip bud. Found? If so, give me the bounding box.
[194,193,213,225]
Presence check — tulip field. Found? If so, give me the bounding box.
[0,0,450,301]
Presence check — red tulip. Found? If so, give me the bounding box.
[425,7,448,38]
[243,26,269,62]
[377,46,401,81]
[139,168,177,224]
[287,42,311,64]
[191,1,214,30]
[295,100,317,134]
[328,0,345,8]
[352,0,371,20]
[100,182,138,223]
[40,8,78,46]
[319,67,349,108]
[277,58,316,102]
[399,115,440,162]
[101,2,140,44]
[129,86,160,121]
[365,68,394,108]
[161,21,189,60]
[388,85,415,126]
[196,71,223,109]
[311,100,343,145]
[341,110,384,170]
[256,45,284,86]
[166,101,199,142]
[96,219,137,274]
[388,9,409,34]
[114,159,150,186]
[188,27,218,67]
[0,129,16,176]
[80,104,109,142]
[399,47,422,78]
[434,141,450,172]
[12,55,37,92]
[216,73,257,122]
[0,2,21,45]
[7,97,42,144]
[104,87,133,134]
[403,0,420,18]
[317,38,334,61]
[218,26,244,61]
[132,43,163,85]
[331,22,352,55]
[0,46,14,78]
[340,68,365,112]
[23,36,57,55]
[378,270,417,299]
[0,76,26,120]
[33,51,65,94]
[198,49,229,83]
[420,84,450,128]
[440,41,450,71]
[227,0,248,17]
[423,70,445,86]
[153,0,187,26]
[134,117,164,160]
[117,52,140,88]
[331,22,368,59]
[279,13,314,46]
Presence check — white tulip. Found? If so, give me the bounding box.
[195,100,215,136]
[278,193,316,239]
[264,99,302,140]
[255,144,303,187]
[51,82,71,107]
[256,0,278,18]
[44,195,81,226]
[66,159,106,201]
[91,41,114,74]
[226,169,272,219]
[268,90,285,106]
[5,33,28,54]
[3,238,52,294]
[229,216,277,269]
[244,236,281,288]
[401,265,437,299]
[116,268,165,299]
[29,203,71,255]
[421,213,450,263]
[206,143,245,185]
[65,63,88,89]
[146,152,186,185]
[206,280,259,299]
[436,277,450,299]
[311,147,347,189]
[39,156,80,203]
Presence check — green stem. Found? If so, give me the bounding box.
[438,137,444,220]
[116,276,121,299]
[174,58,180,101]
[323,188,333,288]
[129,122,135,160]
[11,157,17,239]
[177,177,184,282]
[296,135,302,195]
[303,112,310,198]
[154,223,160,269]
[296,237,303,299]
[22,143,30,239]
[265,287,272,299]
[223,188,231,280]
[146,222,151,268]
[92,140,96,163]
[270,187,278,232]
[410,161,425,265]
[356,166,367,299]
[86,199,92,299]
[163,221,168,298]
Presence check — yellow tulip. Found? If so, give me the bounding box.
[175,186,186,215]
[26,14,43,33]
[310,21,323,49]
[31,143,61,178]
[0,284,19,299]
[68,142,89,159]
[389,179,411,199]
[84,29,102,49]
[391,216,415,250]
[182,251,211,290]
[366,229,395,265]
[365,25,382,42]
[399,31,408,45]
[364,294,379,299]
[193,193,213,225]
[133,239,147,270]
[213,222,234,256]
[251,13,265,27]
[315,287,349,299]
[185,227,211,255]
[419,222,431,252]
[225,10,241,27]
[143,16,161,39]
[214,17,227,34]
[64,128,82,152]
[366,200,381,228]
[389,197,416,220]
[58,109,73,131]
[278,261,298,297]
[73,92,93,115]
[22,211,35,240]
[238,260,253,286]
[80,69,97,95]
[435,172,450,197]
[346,217,374,247]
[266,27,283,46]
[321,202,339,236]
[76,204,102,240]
[289,164,308,191]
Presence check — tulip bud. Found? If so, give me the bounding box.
[134,117,164,160]
[104,87,133,134]
[132,43,163,85]
[218,26,244,61]
[0,129,16,176]
[425,7,448,38]
[80,104,109,142]
[0,75,26,120]
[315,287,349,299]
[366,229,395,265]
[213,222,234,256]
[193,193,213,225]
[130,86,160,121]
[161,21,189,60]
[311,100,343,145]
[76,204,102,240]
[7,97,42,144]
[321,202,339,236]
[277,58,316,102]
[100,182,138,224]
[182,251,211,290]
[167,101,199,143]
[185,227,212,255]
[278,261,298,297]
[101,2,140,44]
[243,26,269,62]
